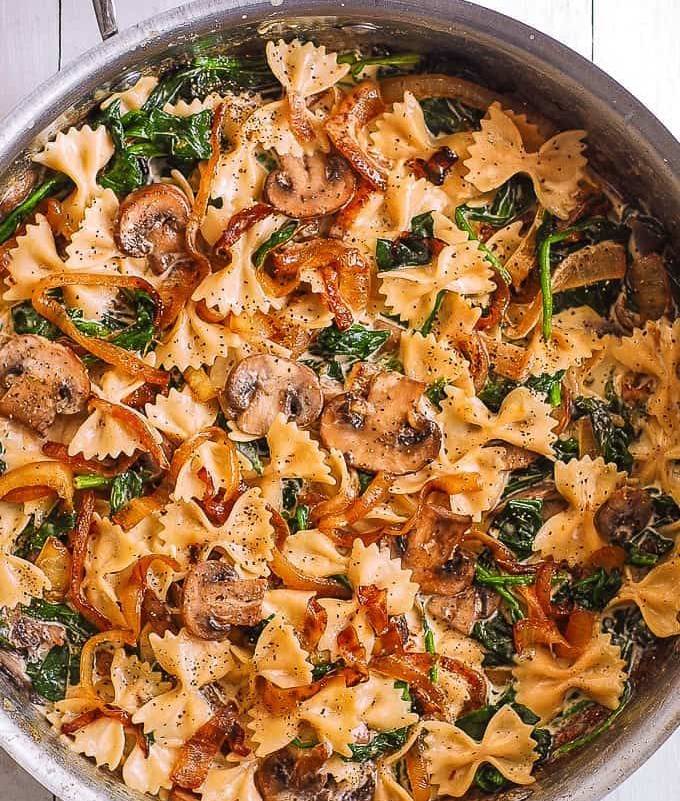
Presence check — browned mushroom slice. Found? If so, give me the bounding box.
[320,371,441,474]
[222,354,323,437]
[0,335,90,433]
[594,487,653,546]
[116,183,191,273]
[264,153,356,219]
[255,744,374,801]
[402,505,474,595]
[428,588,500,636]
[181,560,267,640]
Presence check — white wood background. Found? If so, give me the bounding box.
[0,1,678,799]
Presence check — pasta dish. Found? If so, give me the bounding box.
[0,38,677,801]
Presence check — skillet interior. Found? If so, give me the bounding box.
[0,3,678,800]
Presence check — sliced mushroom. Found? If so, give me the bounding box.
[264,153,356,219]
[429,588,499,636]
[594,487,653,545]
[403,504,474,595]
[255,745,374,801]
[222,354,323,436]
[320,371,441,474]
[181,560,267,640]
[4,608,66,662]
[116,183,191,273]
[0,335,90,433]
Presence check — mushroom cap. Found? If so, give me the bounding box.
[403,504,474,595]
[255,745,374,801]
[116,183,191,271]
[181,560,267,640]
[264,153,356,219]
[222,354,323,437]
[428,587,499,636]
[320,371,441,474]
[0,334,90,433]
[594,487,653,545]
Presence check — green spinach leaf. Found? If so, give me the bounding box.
[346,727,410,762]
[572,395,633,471]
[471,613,515,667]
[311,323,389,361]
[494,498,543,560]
[0,174,71,245]
[419,97,483,135]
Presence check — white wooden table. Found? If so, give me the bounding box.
[0,0,678,799]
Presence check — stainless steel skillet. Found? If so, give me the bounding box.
[0,1,678,800]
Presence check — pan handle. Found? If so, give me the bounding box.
[91,0,119,40]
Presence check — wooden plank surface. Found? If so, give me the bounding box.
[0,2,678,801]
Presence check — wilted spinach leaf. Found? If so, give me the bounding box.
[11,301,61,340]
[494,498,543,560]
[252,220,298,267]
[26,645,70,702]
[425,378,449,410]
[338,51,422,81]
[346,727,410,761]
[572,395,633,471]
[471,613,515,667]
[457,175,534,228]
[311,323,389,361]
[376,212,438,271]
[420,97,483,135]
[554,567,622,611]
[109,469,145,514]
[14,507,76,560]
[0,173,71,245]
[236,438,269,475]
[142,55,276,110]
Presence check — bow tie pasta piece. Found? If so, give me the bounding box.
[266,39,349,98]
[249,675,362,757]
[425,705,539,797]
[463,103,587,219]
[2,214,64,302]
[253,617,313,688]
[347,540,418,615]
[158,500,218,559]
[133,628,236,745]
[611,319,680,428]
[612,556,680,637]
[199,759,262,801]
[82,515,160,628]
[66,715,126,769]
[0,417,48,471]
[68,400,162,461]
[33,125,115,235]
[262,588,316,629]
[259,413,334,507]
[439,385,557,461]
[155,300,242,372]
[110,649,171,715]
[201,143,267,246]
[513,629,626,721]
[524,306,606,376]
[101,76,159,114]
[533,456,623,564]
[173,438,237,503]
[629,418,680,503]
[354,674,419,731]
[400,330,475,396]
[145,386,218,440]
[121,742,179,796]
[370,91,439,161]
[379,240,493,328]
[317,598,374,660]
[207,487,274,577]
[193,215,284,316]
[446,446,509,520]
[282,528,348,578]
[0,548,50,609]
[384,163,450,233]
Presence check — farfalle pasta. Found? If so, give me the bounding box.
[0,35,677,801]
